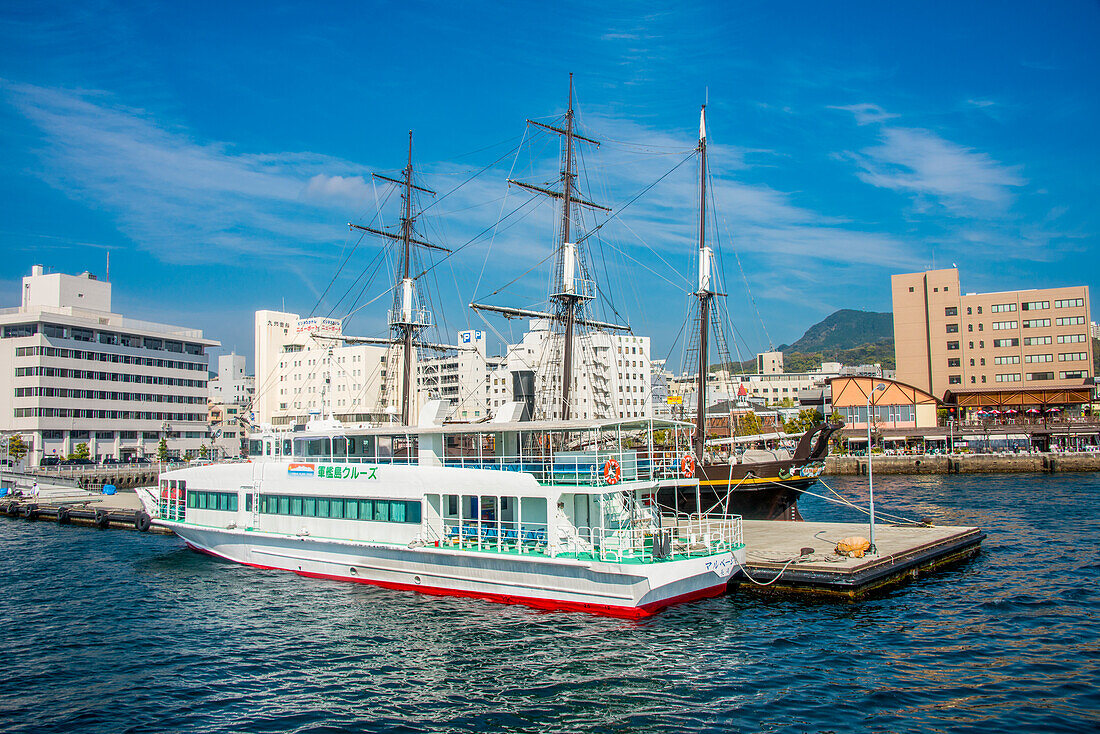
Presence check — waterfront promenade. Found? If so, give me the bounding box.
[826,451,1100,475]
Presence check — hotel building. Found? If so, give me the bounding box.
[0,266,218,465]
[892,268,1093,408]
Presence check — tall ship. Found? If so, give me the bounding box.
[674,106,839,521]
[139,117,744,617]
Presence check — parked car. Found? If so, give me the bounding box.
[40,456,61,467]
[60,458,95,466]
[102,458,119,465]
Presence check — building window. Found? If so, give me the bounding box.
[909,286,914,292]
[1056,316,1085,326]
[977,306,983,314]
[945,307,958,316]
[947,341,960,351]
[967,306,973,315]
[946,324,959,333]
[1054,298,1084,308]
[1021,301,1049,310]
[995,373,1021,382]
[991,304,1017,313]
[970,376,976,384]
[1060,371,1088,380]
[993,338,1019,348]
[1026,372,1055,381]
[948,375,962,384]
[949,358,961,367]
[1025,354,1053,363]
[992,321,1018,330]
[1022,319,1051,328]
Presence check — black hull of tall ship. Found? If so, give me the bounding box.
[655,422,842,522]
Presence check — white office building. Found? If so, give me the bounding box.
[486,321,652,421]
[208,353,254,405]
[255,310,397,427]
[419,330,505,422]
[0,266,218,465]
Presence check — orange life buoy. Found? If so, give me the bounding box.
[680,453,696,478]
[602,458,622,485]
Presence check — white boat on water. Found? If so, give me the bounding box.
[138,408,744,618]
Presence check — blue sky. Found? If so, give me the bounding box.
[1,1,1097,370]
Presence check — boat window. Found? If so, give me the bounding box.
[290,496,303,516]
[282,439,293,455]
[305,438,330,458]
[377,436,393,459]
[265,440,273,456]
[446,495,459,518]
[317,498,330,518]
[304,497,316,516]
[390,501,406,523]
[480,496,497,523]
[374,500,389,522]
[332,437,348,459]
[348,436,374,461]
[278,496,290,515]
[249,439,263,457]
[331,498,345,519]
[345,500,359,520]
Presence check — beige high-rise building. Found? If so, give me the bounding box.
[892,268,1093,404]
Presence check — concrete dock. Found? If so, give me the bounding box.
[826,452,1100,475]
[733,519,984,599]
[0,486,170,533]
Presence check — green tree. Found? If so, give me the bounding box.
[736,412,763,437]
[199,443,209,459]
[70,442,90,460]
[829,411,844,426]
[784,408,823,434]
[7,435,27,462]
[157,437,169,462]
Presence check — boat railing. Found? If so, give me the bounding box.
[429,518,550,555]
[439,450,689,486]
[424,514,741,563]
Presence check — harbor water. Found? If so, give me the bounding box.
[1,474,1097,733]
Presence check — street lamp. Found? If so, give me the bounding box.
[867,382,886,555]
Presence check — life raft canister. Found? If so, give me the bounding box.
[680,453,696,478]
[602,457,622,485]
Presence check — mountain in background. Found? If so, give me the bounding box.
[716,309,897,372]
[778,309,894,352]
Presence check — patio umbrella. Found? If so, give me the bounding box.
[1005,409,1017,415]
[1046,407,1061,413]
[990,410,1001,415]
[1026,408,1041,414]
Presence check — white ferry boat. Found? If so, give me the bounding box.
[139,407,744,618]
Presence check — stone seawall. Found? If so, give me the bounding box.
[825,454,1100,475]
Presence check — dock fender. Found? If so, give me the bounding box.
[57,507,71,525]
[94,509,110,529]
[134,511,151,533]
[23,504,38,520]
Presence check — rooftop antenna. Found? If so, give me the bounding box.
[105,251,109,282]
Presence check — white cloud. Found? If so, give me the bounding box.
[828,103,900,125]
[847,127,1025,212]
[1,81,370,264]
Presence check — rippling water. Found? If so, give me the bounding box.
[1,473,1097,733]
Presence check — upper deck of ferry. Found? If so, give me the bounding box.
[248,416,698,490]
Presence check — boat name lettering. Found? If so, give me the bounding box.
[316,465,378,480]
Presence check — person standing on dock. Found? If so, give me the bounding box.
[32,481,39,501]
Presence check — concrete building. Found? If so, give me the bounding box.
[208,352,254,406]
[757,350,784,374]
[0,266,218,465]
[486,321,652,421]
[418,330,505,422]
[892,268,1093,407]
[254,310,394,427]
[207,401,245,458]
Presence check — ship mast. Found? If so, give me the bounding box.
[694,105,713,463]
[472,73,619,420]
[349,131,449,425]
